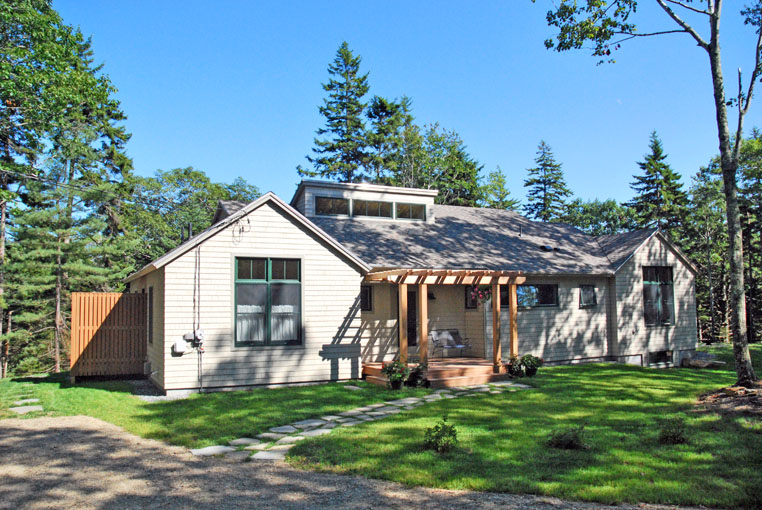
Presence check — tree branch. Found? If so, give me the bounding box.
[655,0,710,50]
[664,0,711,16]
[733,27,762,159]
[610,29,688,45]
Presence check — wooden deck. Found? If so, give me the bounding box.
[362,357,512,389]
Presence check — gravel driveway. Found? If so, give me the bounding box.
[0,416,700,510]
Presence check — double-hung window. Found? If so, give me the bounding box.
[235,257,301,346]
[643,266,674,326]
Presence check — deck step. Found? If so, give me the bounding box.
[364,372,512,389]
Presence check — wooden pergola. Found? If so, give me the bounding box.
[364,269,526,373]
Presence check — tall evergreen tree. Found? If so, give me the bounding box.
[298,42,370,183]
[366,96,412,184]
[739,131,762,342]
[523,141,572,222]
[684,164,728,343]
[628,132,688,233]
[482,167,519,210]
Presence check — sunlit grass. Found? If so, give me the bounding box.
[0,375,429,448]
[289,343,762,509]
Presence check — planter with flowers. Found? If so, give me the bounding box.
[469,285,492,307]
[380,360,410,389]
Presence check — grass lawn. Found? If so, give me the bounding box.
[0,376,429,448]
[289,343,762,509]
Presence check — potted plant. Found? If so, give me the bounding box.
[381,360,410,389]
[521,354,544,377]
[504,355,524,378]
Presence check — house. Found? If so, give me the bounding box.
[126,180,698,393]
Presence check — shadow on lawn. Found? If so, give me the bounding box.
[290,355,762,508]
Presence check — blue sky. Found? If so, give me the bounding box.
[54,1,762,204]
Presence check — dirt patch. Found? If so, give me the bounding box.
[696,383,762,416]
[0,416,705,510]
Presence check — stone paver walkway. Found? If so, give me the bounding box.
[7,386,45,415]
[191,380,532,461]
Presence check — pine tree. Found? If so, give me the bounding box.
[482,167,519,210]
[298,42,370,183]
[739,130,762,343]
[366,96,412,184]
[683,164,728,342]
[523,141,572,222]
[628,132,688,233]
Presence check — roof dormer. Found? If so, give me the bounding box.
[290,180,439,223]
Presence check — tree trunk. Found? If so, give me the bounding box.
[2,311,11,378]
[706,220,716,341]
[707,10,757,385]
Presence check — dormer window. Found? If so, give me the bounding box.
[353,199,392,218]
[315,196,349,216]
[396,203,426,220]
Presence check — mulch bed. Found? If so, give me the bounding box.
[696,383,762,416]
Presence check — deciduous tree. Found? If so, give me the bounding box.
[539,0,758,385]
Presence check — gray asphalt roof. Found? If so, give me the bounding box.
[213,200,657,275]
[310,205,618,274]
[597,228,658,272]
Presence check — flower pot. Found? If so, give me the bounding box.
[389,379,403,390]
[525,367,538,377]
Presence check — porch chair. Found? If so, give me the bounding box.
[429,329,472,358]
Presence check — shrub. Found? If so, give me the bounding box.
[547,425,588,450]
[381,360,410,389]
[658,416,688,445]
[405,363,430,388]
[424,415,458,453]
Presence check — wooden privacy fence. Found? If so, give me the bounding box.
[70,292,147,377]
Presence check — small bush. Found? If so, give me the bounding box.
[658,416,688,445]
[405,363,430,388]
[547,425,588,450]
[424,415,458,453]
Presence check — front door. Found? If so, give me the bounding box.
[407,288,418,347]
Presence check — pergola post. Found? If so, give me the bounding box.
[509,283,519,358]
[418,283,428,365]
[398,283,408,363]
[492,283,501,373]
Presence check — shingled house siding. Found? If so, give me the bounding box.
[613,235,697,365]
[130,268,165,388]
[360,284,486,361]
[485,276,610,362]
[160,202,364,391]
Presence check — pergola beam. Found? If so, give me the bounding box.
[365,269,525,286]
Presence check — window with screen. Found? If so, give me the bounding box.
[395,202,425,220]
[643,266,674,326]
[235,257,301,346]
[360,285,373,311]
[465,287,478,309]
[353,199,392,218]
[514,284,558,308]
[579,285,597,308]
[315,196,349,216]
